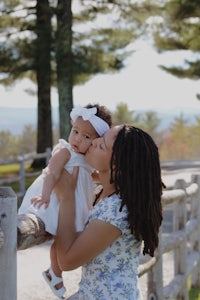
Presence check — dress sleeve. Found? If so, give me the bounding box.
[52,139,69,155]
[89,195,128,233]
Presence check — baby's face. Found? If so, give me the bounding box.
[68,117,99,154]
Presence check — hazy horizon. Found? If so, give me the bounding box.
[1,106,198,136]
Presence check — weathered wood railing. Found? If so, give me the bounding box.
[1,151,199,199]
[138,174,200,299]
[0,149,51,199]
[0,173,200,299]
[0,187,17,300]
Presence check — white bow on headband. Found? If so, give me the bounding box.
[70,107,97,121]
[70,106,109,136]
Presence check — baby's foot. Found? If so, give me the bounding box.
[42,267,66,299]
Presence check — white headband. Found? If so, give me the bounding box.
[70,106,110,137]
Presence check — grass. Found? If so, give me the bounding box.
[190,288,200,300]
[0,163,22,175]
[0,163,38,186]
[188,276,200,300]
[0,163,36,176]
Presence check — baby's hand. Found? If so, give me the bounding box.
[31,195,50,209]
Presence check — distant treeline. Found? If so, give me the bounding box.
[1,108,200,161]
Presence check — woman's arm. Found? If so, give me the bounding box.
[55,169,121,271]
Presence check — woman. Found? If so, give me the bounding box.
[55,125,164,300]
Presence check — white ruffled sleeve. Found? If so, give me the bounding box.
[51,139,70,155]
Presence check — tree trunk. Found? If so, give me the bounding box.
[32,0,53,168]
[56,0,73,139]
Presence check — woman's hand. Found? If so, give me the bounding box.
[54,167,79,201]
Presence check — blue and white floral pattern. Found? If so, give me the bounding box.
[73,194,143,300]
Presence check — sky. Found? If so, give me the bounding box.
[0,40,199,116]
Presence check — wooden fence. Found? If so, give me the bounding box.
[0,152,200,299]
[138,174,200,299]
[1,150,200,200]
[0,149,51,199]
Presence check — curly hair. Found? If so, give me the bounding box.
[110,125,163,257]
[84,103,112,128]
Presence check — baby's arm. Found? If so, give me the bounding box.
[31,147,70,208]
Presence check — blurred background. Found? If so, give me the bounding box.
[0,0,200,164]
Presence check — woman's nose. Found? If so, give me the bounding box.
[92,137,101,147]
[92,138,98,146]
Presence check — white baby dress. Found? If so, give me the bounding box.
[18,139,95,235]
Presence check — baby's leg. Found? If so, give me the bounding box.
[50,240,62,277]
[42,240,67,299]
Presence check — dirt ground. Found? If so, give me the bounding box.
[17,240,81,300]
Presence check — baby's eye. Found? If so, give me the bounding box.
[73,129,79,134]
[83,135,91,139]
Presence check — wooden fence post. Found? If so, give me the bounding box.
[0,187,17,300]
[147,230,163,300]
[174,179,188,300]
[19,154,25,195]
[191,174,200,288]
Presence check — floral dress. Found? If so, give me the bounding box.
[68,194,143,300]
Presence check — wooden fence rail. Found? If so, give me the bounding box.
[138,174,200,299]
[0,149,51,198]
[0,153,200,299]
[0,150,200,199]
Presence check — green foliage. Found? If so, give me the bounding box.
[111,102,200,160]
[188,276,200,299]
[0,0,140,88]
[0,125,36,160]
[112,102,140,125]
[18,125,37,153]
[148,0,200,81]
[113,103,162,144]
[189,288,200,300]
[0,130,20,159]
[1,103,200,161]
[0,1,36,85]
[139,111,161,134]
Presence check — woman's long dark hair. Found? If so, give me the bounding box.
[110,125,164,257]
